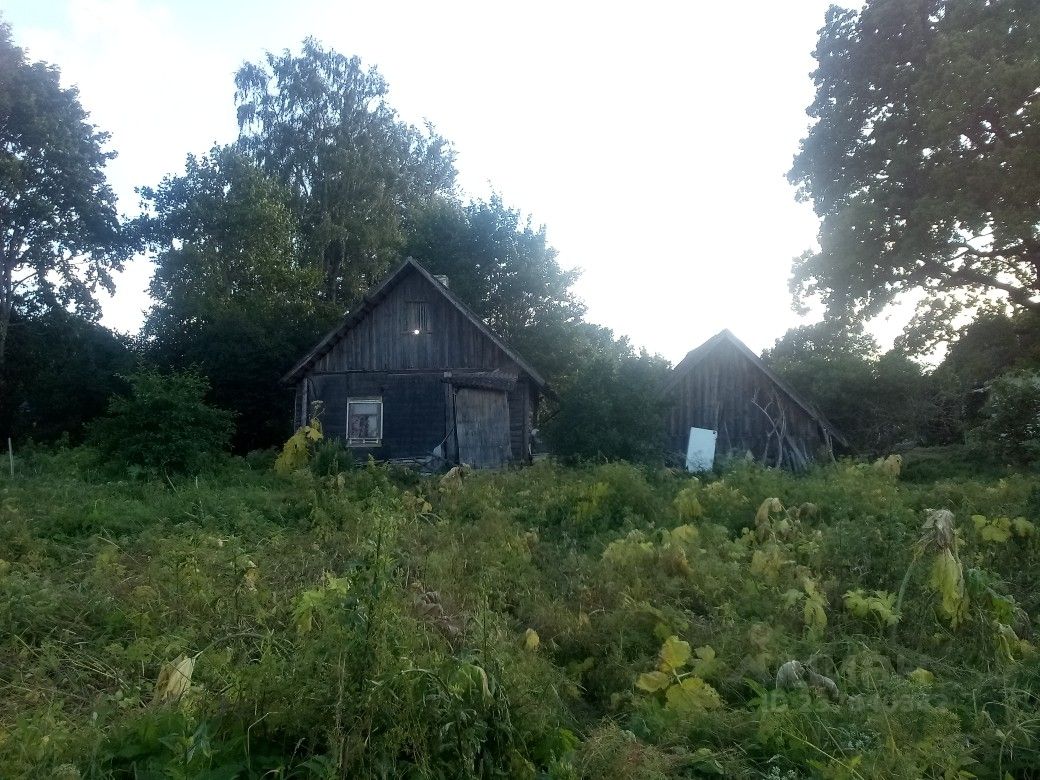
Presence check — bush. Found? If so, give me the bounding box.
[972,369,1040,465]
[88,369,234,476]
[542,331,670,464]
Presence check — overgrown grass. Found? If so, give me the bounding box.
[1,448,1039,777]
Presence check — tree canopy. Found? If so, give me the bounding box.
[138,146,334,450]
[235,38,457,305]
[403,194,586,382]
[5,306,133,443]
[765,320,933,453]
[0,20,125,410]
[0,20,125,370]
[541,325,671,463]
[790,0,1040,350]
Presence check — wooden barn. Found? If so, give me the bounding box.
[664,329,846,470]
[282,258,549,469]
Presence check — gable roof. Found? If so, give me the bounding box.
[665,329,848,447]
[282,257,548,388]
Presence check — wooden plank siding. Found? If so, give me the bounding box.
[288,260,544,467]
[455,388,511,468]
[315,272,519,374]
[665,334,837,470]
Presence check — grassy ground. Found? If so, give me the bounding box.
[1,448,1039,778]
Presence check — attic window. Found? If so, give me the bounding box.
[405,301,430,335]
[347,398,382,446]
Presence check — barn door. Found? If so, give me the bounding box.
[454,387,511,468]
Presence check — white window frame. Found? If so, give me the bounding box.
[346,397,383,446]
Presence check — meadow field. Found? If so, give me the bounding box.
[2,448,1039,778]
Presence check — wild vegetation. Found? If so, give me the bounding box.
[2,443,1040,777]
[3,2,1040,776]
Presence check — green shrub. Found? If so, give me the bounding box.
[971,369,1040,465]
[310,437,356,476]
[88,369,234,476]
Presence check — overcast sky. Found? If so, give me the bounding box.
[5,0,892,363]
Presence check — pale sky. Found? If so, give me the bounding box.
[5,0,899,364]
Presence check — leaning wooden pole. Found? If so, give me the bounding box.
[7,437,12,478]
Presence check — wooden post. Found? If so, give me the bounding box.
[7,437,12,478]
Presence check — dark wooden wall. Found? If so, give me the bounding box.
[297,268,536,465]
[315,272,518,374]
[666,340,831,469]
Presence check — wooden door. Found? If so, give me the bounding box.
[455,387,511,468]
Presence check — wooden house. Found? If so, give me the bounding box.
[664,329,846,470]
[282,258,549,469]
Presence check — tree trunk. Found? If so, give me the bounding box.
[0,260,11,439]
[0,306,10,441]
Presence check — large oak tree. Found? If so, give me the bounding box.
[790,0,1040,350]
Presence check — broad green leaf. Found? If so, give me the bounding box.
[691,645,718,677]
[635,670,670,692]
[664,676,722,713]
[980,517,1012,543]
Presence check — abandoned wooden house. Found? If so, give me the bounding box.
[664,329,846,471]
[282,257,548,469]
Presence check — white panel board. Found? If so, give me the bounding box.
[685,427,717,472]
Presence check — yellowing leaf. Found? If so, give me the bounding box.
[750,547,788,581]
[874,454,902,477]
[755,497,783,525]
[908,668,935,686]
[670,524,700,544]
[930,549,968,627]
[524,628,540,651]
[674,487,704,521]
[802,578,827,637]
[695,645,716,662]
[450,662,493,700]
[981,517,1012,543]
[153,654,195,703]
[635,670,671,692]
[843,589,900,626]
[1012,517,1035,537]
[664,676,722,713]
[804,599,827,637]
[658,635,692,673]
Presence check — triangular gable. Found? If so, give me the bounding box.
[282,257,548,388]
[665,329,848,447]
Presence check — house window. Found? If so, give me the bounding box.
[405,301,430,335]
[347,398,383,446]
